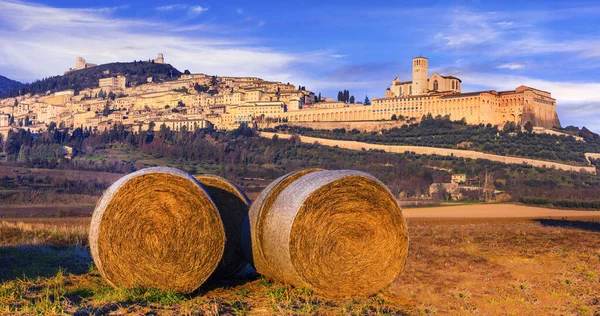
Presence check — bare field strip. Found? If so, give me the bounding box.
[403,203,600,220]
[0,166,123,185]
[2,203,598,225]
[0,204,95,218]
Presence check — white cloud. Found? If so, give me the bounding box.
[495,21,514,27]
[432,7,600,60]
[80,5,129,14]
[236,8,244,14]
[155,4,208,16]
[170,24,215,32]
[156,4,187,11]
[433,8,500,48]
[497,63,525,70]
[0,0,325,84]
[188,6,208,15]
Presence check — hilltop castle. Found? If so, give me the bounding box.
[153,53,165,64]
[64,57,97,74]
[375,56,561,128]
[278,56,561,129]
[64,54,165,74]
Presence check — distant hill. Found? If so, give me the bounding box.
[0,75,23,96]
[1,62,182,98]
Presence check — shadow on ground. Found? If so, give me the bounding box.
[198,264,259,295]
[0,245,92,282]
[534,218,600,232]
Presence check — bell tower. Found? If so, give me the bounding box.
[412,56,428,95]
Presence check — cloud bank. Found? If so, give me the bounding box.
[0,0,315,85]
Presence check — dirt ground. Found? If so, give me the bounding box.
[403,203,600,220]
[0,204,95,218]
[1,204,599,315]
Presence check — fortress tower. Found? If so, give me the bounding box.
[66,56,97,74]
[412,56,428,95]
[76,57,86,70]
[155,53,165,64]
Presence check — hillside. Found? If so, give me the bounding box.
[0,75,23,96]
[1,62,182,97]
[266,116,600,166]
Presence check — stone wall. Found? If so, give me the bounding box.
[260,132,597,175]
[258,120,404,132]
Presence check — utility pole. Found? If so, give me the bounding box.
[485,167,489,202]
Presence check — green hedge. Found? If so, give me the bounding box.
[520,196,600,210]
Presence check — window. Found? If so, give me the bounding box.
[409,86,412,95]
[452,81,455,90]
[433,80,438,91]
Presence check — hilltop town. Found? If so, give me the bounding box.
[0,54,562,139]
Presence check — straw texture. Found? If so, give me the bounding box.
[89,167,225,293]
[194,174,250,278]
[246,169,322,279]
[249,169,409,296]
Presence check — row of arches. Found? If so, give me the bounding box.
[503,113,523,123]
[284,109,373,122]
[280,103,482,124]
[500,97,524,107]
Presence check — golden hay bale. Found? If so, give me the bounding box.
[248,169,409,297]
[246,168,322,279]
[194,174,250,278]
[89,167,225,293]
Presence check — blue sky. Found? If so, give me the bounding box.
[1,0,599,131]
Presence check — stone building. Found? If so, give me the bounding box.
[0,114,10,127]
[386,56,461,98]
[141,118,212,131]
[99,76,127,92]
[233,102,286,119]
[451,174,467,184]
[65,57,97,74]
[279,56,560,129]
[373,56,560,128]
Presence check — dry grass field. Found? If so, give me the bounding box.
[0,166,122,186]
[0,205,599,315]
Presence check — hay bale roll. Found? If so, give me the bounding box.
[248,169,409,296]
[194,174,250,278]
[89,167,225,293]
[245,168,322,279]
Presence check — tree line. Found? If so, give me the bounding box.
[2,62,182,97]
[3,122,600,203]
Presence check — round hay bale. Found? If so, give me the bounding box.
[246,168,322,279]
[194,174,250,278]
[89,167,225,293]
[250,169,409,297]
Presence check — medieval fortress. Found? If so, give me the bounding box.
[0,55,562,140]
[279,56,560,129]
[64,54,165,74]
